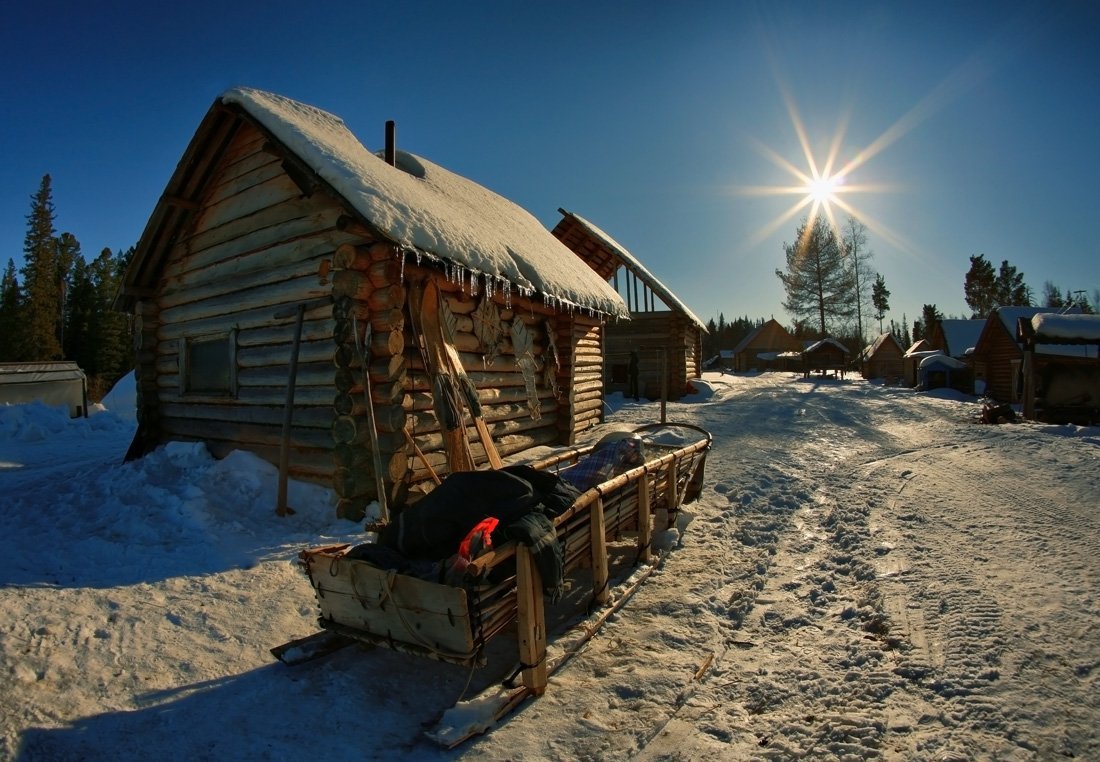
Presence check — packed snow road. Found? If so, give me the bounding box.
[2,373,1097,760]
[467,372,1100,761]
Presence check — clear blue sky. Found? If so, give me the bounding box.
[3,1,1098,332]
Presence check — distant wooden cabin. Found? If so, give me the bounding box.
[802,338,850,379]
[860,333,904,381]
[902,340,933,387]
[115,87,628,519]
[926,319,985,360]
[551,210,705,399]
[1018,313,1100,424]
[0,362,89,418]
[729,319,801,372]
[971,307,1082,403]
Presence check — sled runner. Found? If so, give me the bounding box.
[286,422,711,743]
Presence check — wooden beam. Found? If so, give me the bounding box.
[590,496,609,606]
[515,544,548,695]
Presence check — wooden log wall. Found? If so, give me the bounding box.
[143,121,359,486]
[332,240,606,512]
[563,316,605,442]
[604,311,701,399]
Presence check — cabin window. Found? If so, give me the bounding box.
[180,331,237,397]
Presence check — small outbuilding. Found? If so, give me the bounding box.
[115,87,628,518]
[860,333,904,382]
[551,210,705,400]
[1018,312,1100,424]
[0,362,89,418]
[918,354,970,392]
[802,338,850,379]
[971,306,1082,403]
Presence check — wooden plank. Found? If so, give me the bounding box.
[590,496,609,606]
[515,544,548,695]
[638,472,653,564]
[304,550,477,660]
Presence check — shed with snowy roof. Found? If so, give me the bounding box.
[970,306,1085,404]
[116,87,628,518]
[1017,312,1100,424]
[551,210,706,399]
[802,337,851,379]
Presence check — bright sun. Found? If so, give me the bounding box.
[807,174,843,204]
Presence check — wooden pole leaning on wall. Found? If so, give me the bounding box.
[274,295,332,517]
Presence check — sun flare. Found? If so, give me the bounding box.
[807,174,844,205]
[734,83,909,253]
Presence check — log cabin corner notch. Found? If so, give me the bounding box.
[115,87,629,520]
[551,210,706,400]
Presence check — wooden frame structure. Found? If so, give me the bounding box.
[551,210,706,400]
[298,423,711,714]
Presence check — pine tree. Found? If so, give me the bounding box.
[994,260,1029,307]
[776,216,854,336]
[90,248,132,383]
[871,274,890,335]
[0,259,23,361]
[20,175,63,360]
[963,254,997,319]
[921,304,943,341]
[64,256,97,370]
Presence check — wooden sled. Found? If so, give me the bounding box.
[289,422,712,743]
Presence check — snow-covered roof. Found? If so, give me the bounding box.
[919,354,966,370]
[936,319,985,357]
[731,319,791,355]
[555,209,703,328]
[861,333,901,360]
[804,337,849,355]
[1031,313,1100,343]
[218,88,627,317]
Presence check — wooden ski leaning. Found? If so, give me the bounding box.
[409,280,476,473]
[415,279,503,470]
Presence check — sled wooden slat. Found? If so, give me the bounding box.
[301,547,477,661]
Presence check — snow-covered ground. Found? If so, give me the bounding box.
[2,372,1098,760]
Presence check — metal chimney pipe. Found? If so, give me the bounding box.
[385,121,396,166]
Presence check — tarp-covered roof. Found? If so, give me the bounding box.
[0,362,86,385]
[555,209,704,329]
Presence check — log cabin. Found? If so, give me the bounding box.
[115,87,628,519]
[550,210,705,400]
[860,333,904,382]
[729,319,802,372]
